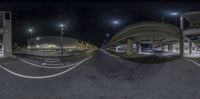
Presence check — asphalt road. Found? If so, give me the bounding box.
[0,50,200,99]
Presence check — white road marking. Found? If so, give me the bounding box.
[45,58,59,61]
[0,56,92,79]
[42,58,64,66]
[185,58,200,67]
[44,60,57,62]
[42,63,46,65]
[16,57,78,69]
[43,63,64,66]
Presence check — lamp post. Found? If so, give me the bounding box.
[112,20,119,33]
[170,12,179,26]
[28,28,33,49]
[169,11,184,56]
[59,24,64,56]
[102,33,110,48]
[105,33,110,43]
[36,37,40,41]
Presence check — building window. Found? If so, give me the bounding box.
[5,12,10,20]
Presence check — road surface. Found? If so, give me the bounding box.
[0,50,200,99]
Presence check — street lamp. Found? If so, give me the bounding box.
[170,12,180,26]
[112,20,119,33]
[106,33,110,37]
[36,37,40,41]
[59,24,64,56]
[105,33,110,43]
[170,12,179,16]
[28,28,33,40]
[101,33,110,48]
[28,28,33,49]
[168,11,184,56]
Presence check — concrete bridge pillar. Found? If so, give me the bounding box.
[127,39,133,55]
[171,44,174,53]
[179,17,184,56]
[151,40,154,50]
[161,43,164,51]
[136,42,141,54]
[167,44,173,53]
[168,44,171,52]
[189,41,192,54]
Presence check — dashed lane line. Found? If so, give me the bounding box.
[0,56,92,79]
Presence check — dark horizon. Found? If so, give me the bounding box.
[1,1,200,47]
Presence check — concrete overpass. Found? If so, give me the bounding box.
[105,22,184,56]
[181,11,200,55]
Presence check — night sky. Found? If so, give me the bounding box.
[0,1,200,47]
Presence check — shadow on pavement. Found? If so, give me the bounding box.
[107,51,181,64]
[124,55,181,64]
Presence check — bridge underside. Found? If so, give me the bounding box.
[106,22,184,57]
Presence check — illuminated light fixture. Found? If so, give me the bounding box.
[170,12,179,16]
[59,24,64,28]
[106,33,110,37]
[36,45,40,48]
[113,20,119,24]
[28,28,33,32]
[36,37,40,40]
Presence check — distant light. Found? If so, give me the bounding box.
[36,45,40,48]
[170,12,179,16]
[106,33,110,37]
[28,28,33,32]
[113,21,119,24]
[36,37,40,40]
[59,24,64,28]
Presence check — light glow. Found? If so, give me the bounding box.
[28,28,33,32]
[59,24,64,28]
[113,20,119,24]
[170,12,179,16]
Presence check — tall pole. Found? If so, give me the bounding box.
[28,28,33,54]
[179,16,184,56]
[162,16,165,23]
[30,31,32,48]
[60,26,64,56]
[114,24,116,33]
[113,20,119,33]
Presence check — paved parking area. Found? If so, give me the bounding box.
[0,51,200,99]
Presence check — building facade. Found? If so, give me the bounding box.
[27,36,95,51]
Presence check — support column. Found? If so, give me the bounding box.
[161,43,164,51]
[168,44,171,52]
[151,40,154,51]
[171,44,174,53]
[127,39,133,55]
[179,16,184,56]
[180,16,184,30]
[136,42,141,54]
[189,41,192,54]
